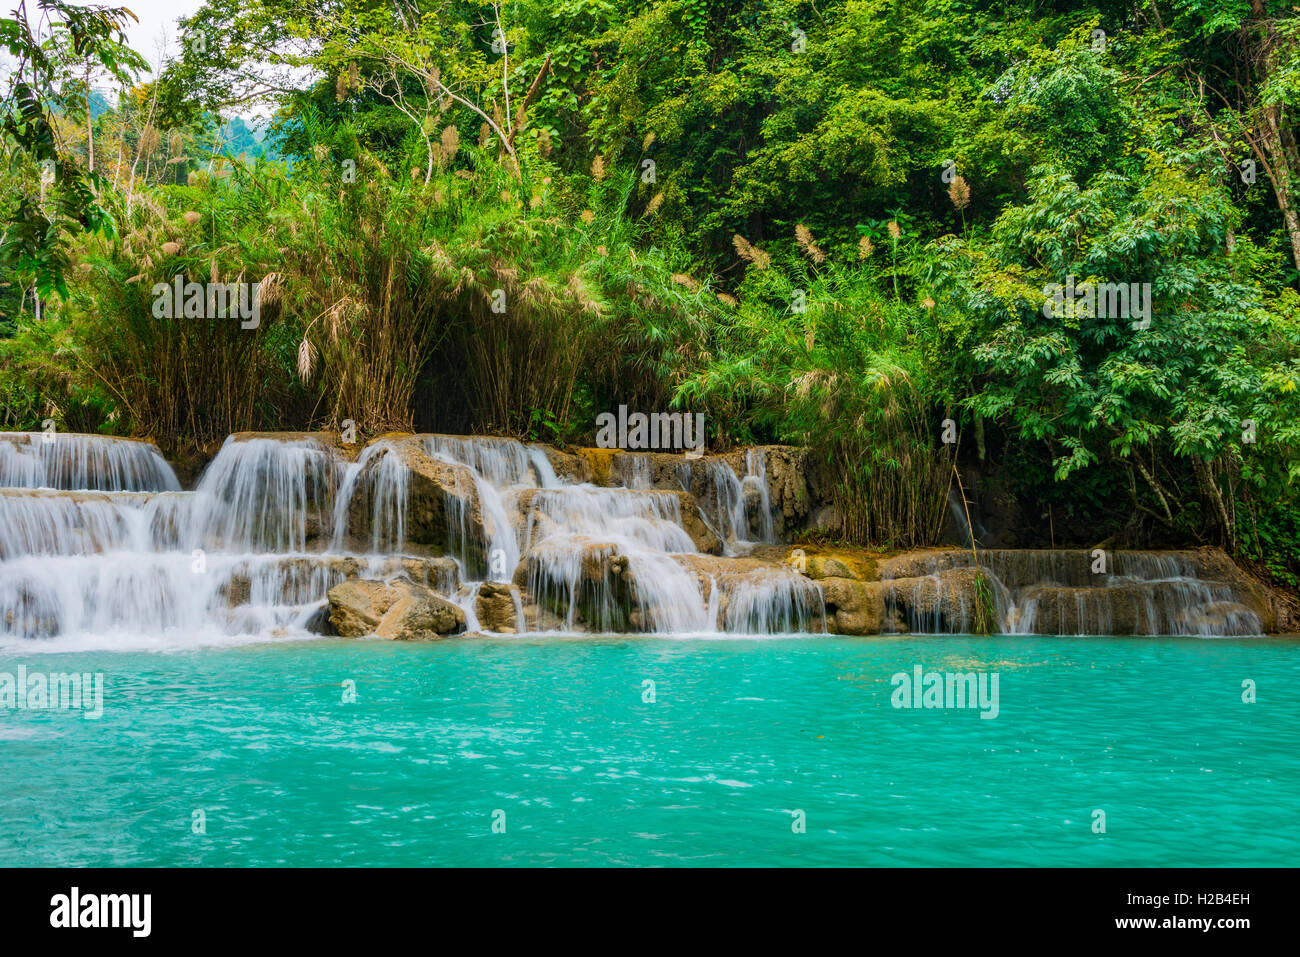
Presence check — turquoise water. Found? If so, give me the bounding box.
[1,634,1297,867]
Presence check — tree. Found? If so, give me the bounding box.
[1,0,147,297]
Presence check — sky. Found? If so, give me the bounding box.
[106,0,208,68]
[70,0,278,120]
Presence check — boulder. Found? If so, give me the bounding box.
[327,577,466,639]
[820,577,889,635]
[475,581,524,633]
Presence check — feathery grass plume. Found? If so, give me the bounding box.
[795,224,827,263]
[326,300,345,345]
[160,242,181,256]
[312,143,329,163]
[921,297,935,309]
[529,193,542,209]
[948,174,970,210]
[645,192,664,215]
[591,154,606,181]
[671,273,699,290]
[642,131,656,150]
[139,124,160,155]
[514,105,526,131]
[297,337,316,381]
[732,234,771,269]
[858,235,874,258]
[258,273,283,308]
[596,245,608,256]
[717,292,738,306]
[479,122,490,148]
[440,125,459,164]
[581,209,594,224]
[537,128,553,157]
[335,72,348,102]
[183,211,202,226]
[887,221,901,240]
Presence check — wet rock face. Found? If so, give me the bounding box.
[672,553,826,633]
[725,446,810,539]
[475,581,524,633]
[514,541,641,631]
[883,567,989,634]
[1011,584,1263,636]
[820,578,888,635]
[327,577,466,639]
[345,440,489,570]
[871,546,1272,635]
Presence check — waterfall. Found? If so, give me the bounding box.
[518,486,711,632]
[721,569,825,634]
[0,432,179,492]
[615,453,653,489]
[187,436,345,552]
[703,449,776,552]
[879,549,1263,637]
[2,430,1261,644]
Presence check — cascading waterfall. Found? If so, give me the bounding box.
[880,549,1263,636]
[703,449,776,552]
[0,431,821,644]
[0,432,1264,645]
[0,432,180,493]
[519,486,713,633]
[0,433,466,645]
[186,436,345,552]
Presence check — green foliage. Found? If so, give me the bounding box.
[3,0,1300,591]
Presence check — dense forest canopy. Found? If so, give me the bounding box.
[2,0,1299,584]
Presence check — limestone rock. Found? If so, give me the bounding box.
[346,439,490,571]
[328,577,466,639]
[820,577,888,635]
[475,581,524,633]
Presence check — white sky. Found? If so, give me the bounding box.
[84,1,274,119]
[79,0,208,70]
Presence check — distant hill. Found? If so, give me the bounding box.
[219,116,279,162]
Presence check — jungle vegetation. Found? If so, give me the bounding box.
[2,0,1299,585]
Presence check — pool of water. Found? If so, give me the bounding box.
[1,633,1296,866]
